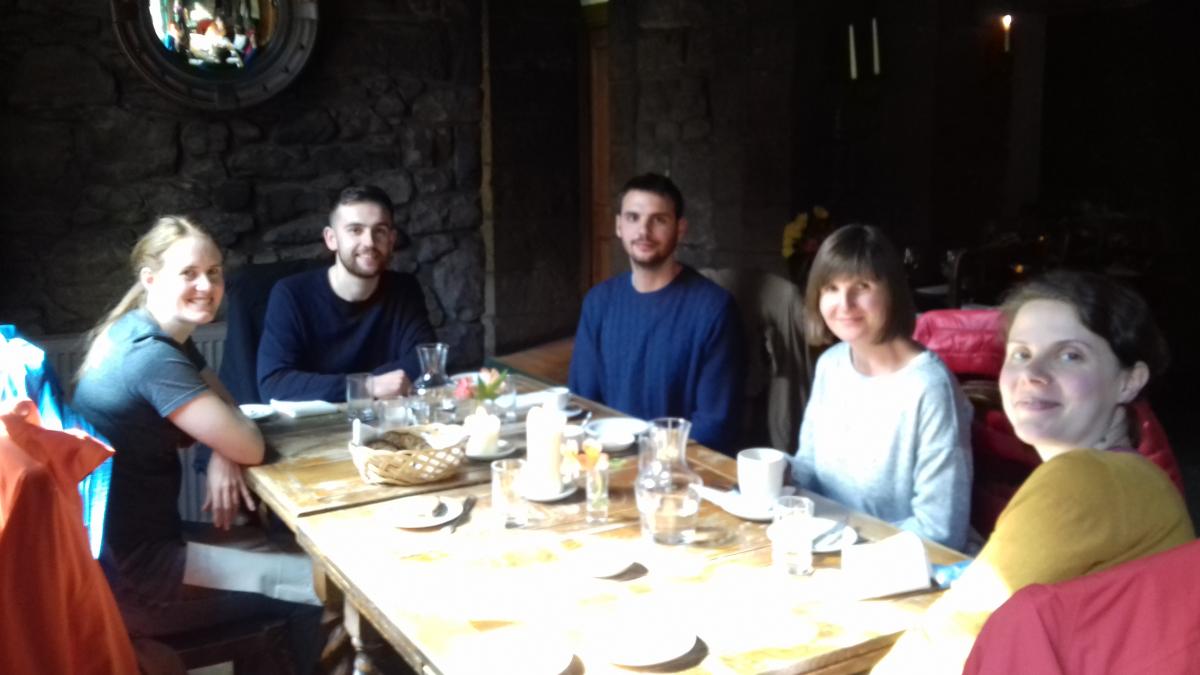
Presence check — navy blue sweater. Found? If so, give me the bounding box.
[568,266,744,453]
[257,268,436,402]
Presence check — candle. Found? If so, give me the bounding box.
[524,405,566,496]
[871,18,881,75]
[1002,15,1012,53]
[464,406,500,456]
[848,24,858,80]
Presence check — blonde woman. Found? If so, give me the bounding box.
[73,217,320,674]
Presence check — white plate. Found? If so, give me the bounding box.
[583,417,648,452]
[603,624,697,667]
[562,405,585,418]
[576,552,637,579]
[239,403,276,420]
[465,439,518,461]
[809,517,858,553]
[713,486,797,522]
[521,481,579,503]
[383,497,465,529]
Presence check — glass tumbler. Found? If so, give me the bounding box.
[768,495,815,575]
[345,373,374,422]
[491,459,527,528]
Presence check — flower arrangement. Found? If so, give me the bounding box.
[452,367,509,401]
[781,206,832,285]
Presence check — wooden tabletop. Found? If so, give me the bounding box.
[245,374,626,531]
[296,444,965,675]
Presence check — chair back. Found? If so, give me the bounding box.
[700,268,811,453]
[219,259,325,404]
[965,540,1200,674]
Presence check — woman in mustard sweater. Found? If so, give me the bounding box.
[874,270,1195,674]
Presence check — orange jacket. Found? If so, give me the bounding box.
[0,402,138,675]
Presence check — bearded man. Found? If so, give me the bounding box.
[257,185,436,402]
[568,173,744,453]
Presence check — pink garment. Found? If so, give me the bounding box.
[965,540,1200,674]
[0,402,138,675]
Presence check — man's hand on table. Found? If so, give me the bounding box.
[203,452,256,530]
[370,368,412,397]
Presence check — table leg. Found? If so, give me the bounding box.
[345,600,384,675]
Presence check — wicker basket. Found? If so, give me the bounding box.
[349,424,467,486]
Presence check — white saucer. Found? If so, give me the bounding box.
[239,403,275,421]
[577,553,637,579]
[583,417,648,453]
[718,486,797,522]
[466,439,518,461]
[809,517,858,553]
[562,405,585,418]
[602,624,697,666]
[384,497,465,529]
[521,481,579,503]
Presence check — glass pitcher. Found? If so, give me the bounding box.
[414,342,451,415]
[635,417,703,545]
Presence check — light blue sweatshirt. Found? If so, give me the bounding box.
[791,342,973,550]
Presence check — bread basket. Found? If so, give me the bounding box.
[349,423,468,486]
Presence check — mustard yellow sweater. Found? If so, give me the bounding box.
[874,449,1195,674]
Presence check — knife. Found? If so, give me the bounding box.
[447,496,476,533]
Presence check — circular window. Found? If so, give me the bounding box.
[112,0,318,110]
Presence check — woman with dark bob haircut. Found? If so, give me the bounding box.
[790,224,973,550]
[875,270,1195,674]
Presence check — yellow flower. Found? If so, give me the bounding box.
[782,213,808,259]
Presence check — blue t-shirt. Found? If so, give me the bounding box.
[257,268,437,402]
[568,266,744,453]
[72,310,209,559]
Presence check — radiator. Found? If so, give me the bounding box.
[38,321,228,523]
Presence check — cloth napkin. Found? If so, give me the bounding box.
[269,399,340,418]
[513,389,560,410]
[841,531,932,599]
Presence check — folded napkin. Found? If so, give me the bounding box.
[513,390,551,410]
[841,531,932,599]
[270,399,340,418]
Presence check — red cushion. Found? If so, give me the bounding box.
[1131,400,1184,493]
[913,309,1006,378]
[965,540,1200,674]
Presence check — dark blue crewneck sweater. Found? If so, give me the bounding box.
[568,266,743,453]
[257,268,436,402]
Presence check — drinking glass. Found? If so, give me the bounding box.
[495,379,518,422]
[491,459,528,528]
[345,373,374,422]
[407,398,431,425]
[769,495,815,575]
[375,397,411,429]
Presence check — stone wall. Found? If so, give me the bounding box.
[0,0,486,368]
[608,0,798,276]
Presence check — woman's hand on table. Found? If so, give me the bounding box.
[203,452,256,530]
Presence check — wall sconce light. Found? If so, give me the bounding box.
[1002,14,1013,53]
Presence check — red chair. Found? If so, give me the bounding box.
[964,540,1200,674]
[914,309,1184,537]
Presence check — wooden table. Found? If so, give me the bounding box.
[245,374,570,532]
[295,445,965,675]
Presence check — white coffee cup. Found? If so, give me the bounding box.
[737,447,788,504]
[546,386,570,410]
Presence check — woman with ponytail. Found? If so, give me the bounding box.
[73,217,321,673]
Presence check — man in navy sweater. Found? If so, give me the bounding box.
[568,173,744,453]
[257,185,436,402]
